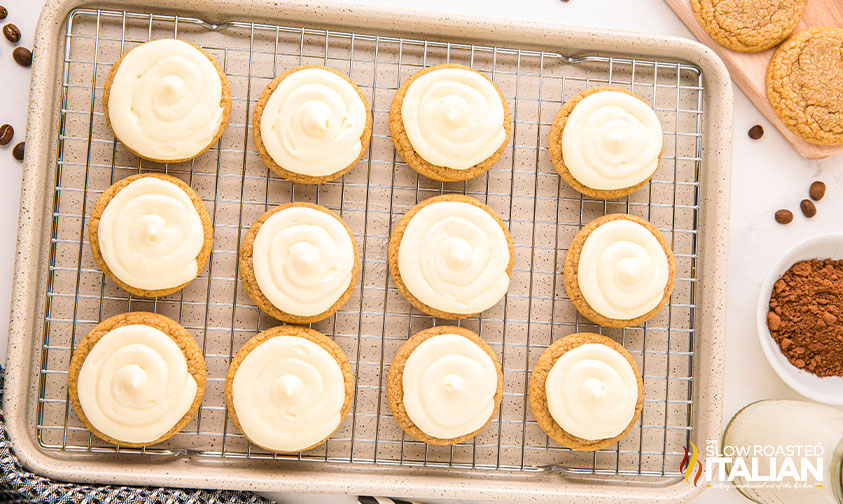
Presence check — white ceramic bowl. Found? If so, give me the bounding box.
[756,233,843,405]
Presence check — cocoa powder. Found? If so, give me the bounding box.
[768,259,843,377]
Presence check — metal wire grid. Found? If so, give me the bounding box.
[34,8,703,480]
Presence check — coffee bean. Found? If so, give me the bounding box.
[11,141,23,160]
[12,46,30,67]
[0,124,11,145]
[748,125,764,139]
[800,199,817,218]
[810,181,826,201]
[3,22,19,43]
[775,209,793,224]
[0,6,7,21]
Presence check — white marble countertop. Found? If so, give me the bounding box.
[1,0,840,503]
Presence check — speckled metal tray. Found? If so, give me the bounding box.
[4,0,733,502]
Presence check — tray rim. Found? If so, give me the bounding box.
[3,0,734,502]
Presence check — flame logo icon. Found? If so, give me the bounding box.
[680,441,703,486]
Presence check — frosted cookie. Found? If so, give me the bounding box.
[252,65,373,184]
[563,214,676,328]
[529,332,643,451]
[388,194,514,319]
[103,38,231,163]
[548,86,663,199]
[225,325,354,453]
[389,64,511,182]
[691,0,805,52]
[767,27,843,146]
[239,202,360,324]
[67,312,206,447]
[387,326,503,445]
[88,173,213,298]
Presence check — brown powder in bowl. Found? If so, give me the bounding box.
[767,259,843,377]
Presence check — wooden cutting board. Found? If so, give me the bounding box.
[664,0,843,159]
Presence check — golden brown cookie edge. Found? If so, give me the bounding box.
[251,64,373,184]
[102,39,231,163]
[548,86,662,199]
[766,26,843,146]
[67,311,207,447]
[386,325,503,445]
[689,0,805,52]
[238,201,361,324]
[527,332,644,451]
[562,213,676,328]
[387,194,515,320]
[388,63,512,182]
[223,325,354,453]
[87,172,214,298]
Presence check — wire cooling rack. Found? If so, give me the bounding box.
[35,7,703,480]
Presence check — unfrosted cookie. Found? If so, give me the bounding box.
[252,65,373,184]
[528,332,643,451]
[563,214,676,328]
[767,27,843,146]
[690,0,805,52]
[67,312,206,447]
[389,64,511,182]
[88,173,213,298]
[224,325,354,453]
[548,86,663,199]
[103,38,231,163]
[386,326,503,445]
[239,202,360,324]
[388,194,514,319]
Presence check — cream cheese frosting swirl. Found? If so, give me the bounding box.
[397,200,511,315]
[76,324,198,444]
[97,177,205,291]
[106,39,226,161]
[231,335,346,452]
[545,343,638,440]
[577,219,670,320]
[561,91,663,190]
[259,67,367,177]
[252,205,355,317]
[401,67,506,170]
[402,333,498,439]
